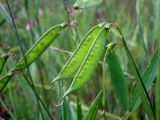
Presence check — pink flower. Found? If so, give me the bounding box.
[26,20,34,30]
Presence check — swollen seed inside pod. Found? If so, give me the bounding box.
[64,28,107,94]
[58,27,101,78]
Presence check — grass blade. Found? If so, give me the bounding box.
[63,27,108,97]
[0,1,12,25]
[156,49,160,119]
[0,74,12,93]
[14,23,67,71]
[121,111,131,120]
[107,51,129,111]
[130,49,158,111]
[115,27,155,120]
[73,0,103,9]
[0,54,9,74]
[153,0,160,40]
[77,97,82,120]
[136,0,147,54]
[83,91,102,120]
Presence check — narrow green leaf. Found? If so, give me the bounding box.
[63,27,108,97]
[0,2,12,25]
[83,91,102,120]
[0,74,12,93]
[156,48,160,119]
[153,0,160,40]
[0,54,9,74]
[73,0,103,9]
[107,52,129,111]
[102,42,117,111]
[121,111,131,120]
[77,97,82,120]
[14,23,67,71]
[116,27,155,120]
[52,23,105,83]
[130,50,158,111]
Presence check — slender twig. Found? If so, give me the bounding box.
[136,0,148,57]
[24,0,47,106]
[50,47,72,55]
[33,0,42,34]
[11,53,54,120]
[63,0,71,25]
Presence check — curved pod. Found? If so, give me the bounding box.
[52,23,105,83]
[14,23,66,71]
[63,27,109,97]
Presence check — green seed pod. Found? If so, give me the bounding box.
[14,23,67,71]
[63,27,109,97]
[52,23,106,83]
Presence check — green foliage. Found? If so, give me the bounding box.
[0,2,12,25]
[107,51,129,111]
[130,49,158,111]
[0,54,9,74]
[0,74,12,93]
[0,0,160,120]
[83,91,102,120]
[156,44,160,120]
[117,27,155,120]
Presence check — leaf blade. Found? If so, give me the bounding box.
[107,51,129,111]
[0,54,9,74]
[116,27,155,120]
[0,2,12,25]
[156,48,160,120]
[83,91,102,120]
[130,50,158,111]
[0,74,12,93]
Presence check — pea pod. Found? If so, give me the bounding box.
[63,27,108,97]
[14,23,67,71]
[52,23,105,83]
[0,54,9,74]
